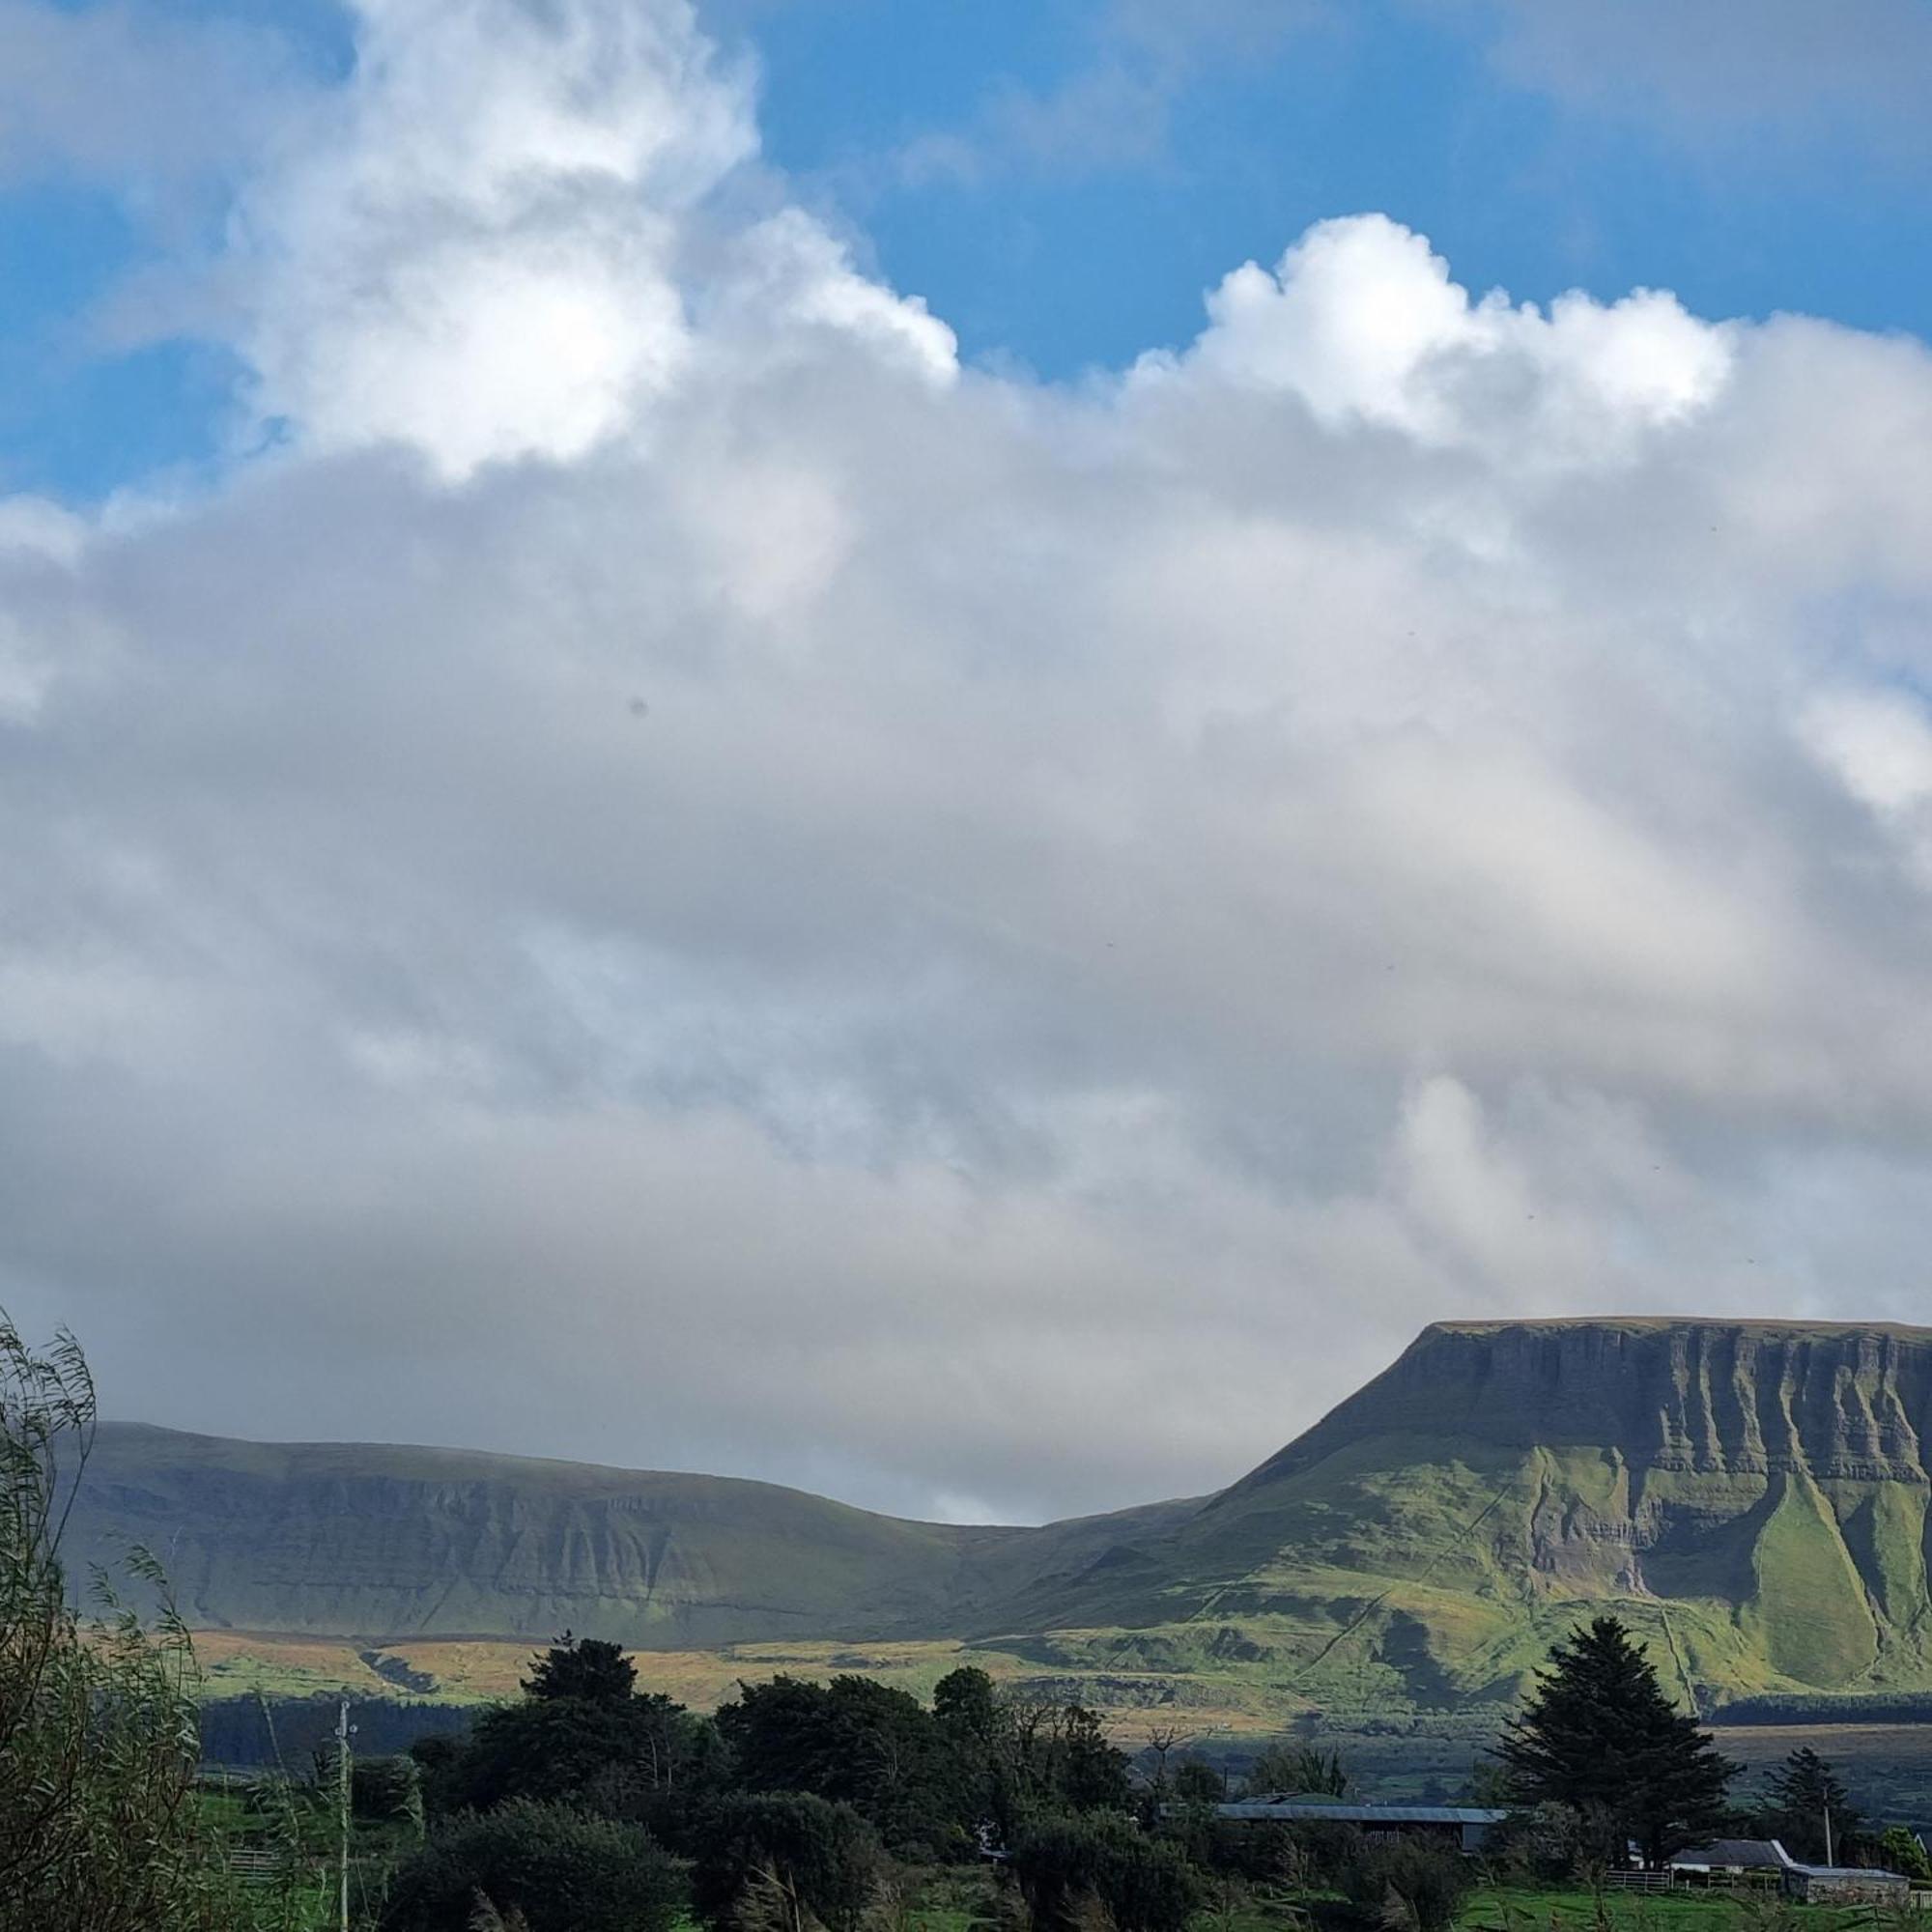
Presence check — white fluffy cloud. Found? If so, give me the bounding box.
[6,0,1932,1520]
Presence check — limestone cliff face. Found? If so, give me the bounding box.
[1093,1319,1932,1702]
[1250,1320,1932,1485]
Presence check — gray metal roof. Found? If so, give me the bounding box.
[1788,1865,1909,1882]
[1215,1802,1506,1825]
[1669,1840,1793,1870]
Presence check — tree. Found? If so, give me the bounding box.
[1241,1743,1350,1799]
[1493,1615,1736,1868]
[522,1634,636,1704]
[425,1686,724,1846]
[933,1665,1001,1742]
[0,1316,246,1932]
[1173,1759,1228,1805]
[716,1673,971,1853]
[688,1791,884,1932]
[1759,1747,1860,1864]
[1055,1702,1134,1813]
[381,1798,686,1932]
[1879,1828,1932,1883]
[1009,1810,1202,1932]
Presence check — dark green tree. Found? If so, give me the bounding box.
[1880,1828,1932,1883]
[716,1673,970,1853]
[1009,1810,1202,1932]
[1241,1743,1350,1799]
[427,1690,724,1833]
[1493,1615,1736,1867]
[933,1665,1001,1741]
[523,1634,636,1704]
[688,1792,884,1932]
[1759,1747,1860,1864]
[381,1798,685,1932]
[1173,1758,1227,1805]
[1055,1702,1134,1813]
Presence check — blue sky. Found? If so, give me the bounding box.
[7,0,1932,501]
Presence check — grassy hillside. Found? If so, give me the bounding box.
[69,1421,1201,1649]
[79,1318,1932,1727]
[961,1320,1932,1721]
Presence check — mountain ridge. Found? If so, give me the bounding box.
[71,1316,1932,1719]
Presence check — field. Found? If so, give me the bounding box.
[188,1628,1287,1737]
[187,1626,1932,1819]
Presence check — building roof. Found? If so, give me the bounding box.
[1669,1840,1793,1870]
[1788,1864,1909,1882]
[1215,1802,1506,1825]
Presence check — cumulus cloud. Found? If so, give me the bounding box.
[6,0,1932,1520]
[1141,213,1733,453]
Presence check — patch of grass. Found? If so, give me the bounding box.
[1457,1889,1868,1932]
[1744,1475,1880,1686]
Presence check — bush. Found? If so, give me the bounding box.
[689,1792,886,1932]
[1340,1838,1471,1932]
[1880,1828,1932,1884]
[380,1799,686,1932]
[1009,1811,1202,1932]
[354,1755,424,1826]
[1486,1803,1586,1884]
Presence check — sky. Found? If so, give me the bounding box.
[4,0,1932,1524]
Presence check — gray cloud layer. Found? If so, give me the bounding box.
[5,0,1932,1522]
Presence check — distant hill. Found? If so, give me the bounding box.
[72,1319,1932,1720]
[66,1422,1200,1650]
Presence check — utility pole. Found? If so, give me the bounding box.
[1824,1797,1834,1868]
[338,1700,354,1924]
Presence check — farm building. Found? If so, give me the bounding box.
[1667,1839,1790,1883]
[1781,1864,1911,1905]
[1212,1800,1504,1855]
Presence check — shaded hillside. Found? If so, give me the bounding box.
[67,1422,1200,1648]
[76,1320,1932,1719]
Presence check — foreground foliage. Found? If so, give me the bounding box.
[0,1317,262,1932]
[380,1796,685,1932]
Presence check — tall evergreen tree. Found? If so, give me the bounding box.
[1494,1615,1736,1868]
[522,1634,637,1704]
[1760,1747,1859,1864]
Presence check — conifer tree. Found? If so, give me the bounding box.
[1761,1747,1859,1864]
[1494,1615,1736,1868]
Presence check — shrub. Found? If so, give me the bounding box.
[1009,1811,1202,1932]
[689,1791,886,1932]
[355,1755,425,1826]
[0,1318,246,1932]
[1340,1837,1471,1932]
[380,1798,686,1932]
[1880,1828,1932,1884]
[1487,1803,1586,1884]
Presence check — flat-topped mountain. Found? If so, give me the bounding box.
[73,1318,1932,1718]
[68,1422,1199,1649]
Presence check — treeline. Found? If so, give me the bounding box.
[379,1637,1215,1931]
[200,1694,474,1768]
[1715,1691,1932,1726]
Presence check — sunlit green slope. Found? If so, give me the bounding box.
[984,1319,1932,1715]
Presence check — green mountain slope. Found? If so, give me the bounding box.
[72,1319,1932,1718]
[987,1319,1932,1715]
[67,1422,1201,1649]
